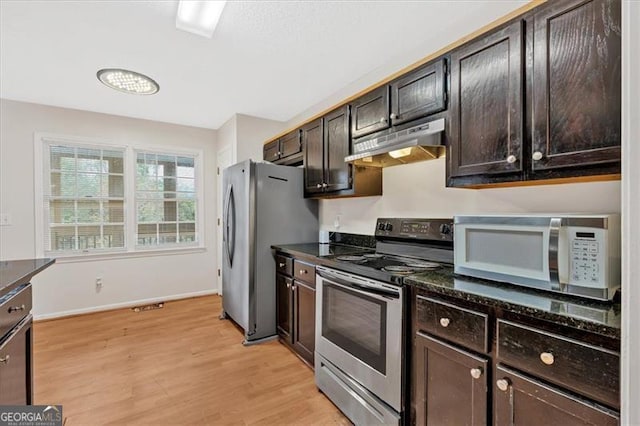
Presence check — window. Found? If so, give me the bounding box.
[135,152,197,247]
[38,135,203,257]
[44,144,125,254]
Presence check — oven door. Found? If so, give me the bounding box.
[315,266,403,411]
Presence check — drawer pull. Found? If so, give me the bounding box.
[470,368,483,379]
[540,352,555,365]
[278,263,286,268]
[286,283,290,289]
[299,269,308,274]
[292,285,296,292]
[0,355,9,364]
[496,378,510,392]
[439,317,450,327]
[8,304,26,313]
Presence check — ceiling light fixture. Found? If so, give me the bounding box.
[176,0,227,38]
[96,69,159,95]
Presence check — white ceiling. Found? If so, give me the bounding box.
[0,1,526,130]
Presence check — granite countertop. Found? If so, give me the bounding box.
[0,258,55,298]
[405,267,621,339]
[272,243,374,259]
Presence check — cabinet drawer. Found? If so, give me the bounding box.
[415,296,488,353]
[293,260,315,285]
[276,255,293,276]
[0,285,32,338]
[497,319,619,409]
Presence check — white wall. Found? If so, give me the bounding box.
[0,99,218,319]
[236,114,285,163]
[217,114,237,162]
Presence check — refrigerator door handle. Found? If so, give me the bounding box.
[228,185,236,266]
[223,184,234,267]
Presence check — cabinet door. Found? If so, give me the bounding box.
[351,86,390,138]
[292,280,315,365]
[323,105,352,192]
[449,21,524,178]
[494,365,618,426]
[279,129,302,159]
[531,0,621,171]
[390,58,446,126]
[302,119,324,194]
[276,274,293,342]
[263,139,280,162]
[0,318,30,405]
[415,332,488,426]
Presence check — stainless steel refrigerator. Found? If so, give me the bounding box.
[221,160,318,344]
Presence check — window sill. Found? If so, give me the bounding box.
[49,246,208,264]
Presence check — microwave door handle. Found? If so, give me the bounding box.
[548,217,562,291]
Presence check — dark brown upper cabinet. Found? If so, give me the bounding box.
[530,0,621,172]
[390,58,447,127]
[262,129,303,166]
[350,86,390,138]
[448,20,524,180]
[302,119,324,195]
[323,106,352,192]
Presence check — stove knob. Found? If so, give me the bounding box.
[385,223,393,231]
[377,222,386,231]
[439,224,452,235]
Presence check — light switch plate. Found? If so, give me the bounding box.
[0,213,11,226]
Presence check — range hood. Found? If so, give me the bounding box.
[345,118,445,167]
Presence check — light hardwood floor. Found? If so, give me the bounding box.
[33,295,349,425]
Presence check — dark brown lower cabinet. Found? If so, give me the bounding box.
[494,365,619,426]
[292,280,315,365]
[0,315,32,405]
[276,273,292,340]
[415,332,488,426]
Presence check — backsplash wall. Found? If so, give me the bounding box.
[320,158,621,235]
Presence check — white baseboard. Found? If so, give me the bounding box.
[33,289,219,321]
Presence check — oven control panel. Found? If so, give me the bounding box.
[375,218,454,242]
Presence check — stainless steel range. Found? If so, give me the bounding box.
[315,218,454,425]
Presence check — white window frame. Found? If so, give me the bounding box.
[34,132,205,261]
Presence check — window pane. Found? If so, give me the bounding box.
[77,225,101,249]
[103,150,124,174]
[103,175,124,197]
[179,223,196,243]
[177,178,195,193]
[50,146,75,171]
[158,177,176,192]
[103,225,125,248]
[157,155,176,178]
[77,173,101,197]
[137,201,164,223]
[51,226,76,251]
[104,200,124,223]
[177,157,195,177]
[178,201,196,222]
[77,149,102,172]
[159,223,177,244]
[49,200,75,224]
[50,172,76,196]
[77,200,101,223]
[137,224,157,245]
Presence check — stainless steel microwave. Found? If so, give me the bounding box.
[453,214,621,300]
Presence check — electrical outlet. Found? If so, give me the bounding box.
[96,277,103,292]
[334,214,341,230]
[0,213,11,226]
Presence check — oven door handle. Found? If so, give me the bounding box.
[317,270,400,300]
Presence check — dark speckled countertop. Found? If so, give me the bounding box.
[0,258,55,300]
[272,243,374,261]
[405,267,621,339]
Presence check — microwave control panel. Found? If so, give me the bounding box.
[569,230,604,285]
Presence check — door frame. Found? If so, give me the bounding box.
[216,146,233,294]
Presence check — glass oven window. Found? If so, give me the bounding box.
[322,282,387,374]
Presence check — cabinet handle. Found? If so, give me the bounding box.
[540,352,555,365]
[278,262,286,268]
[299,269,307,274]
[379,117,387,123]
[273,153,279,158]
[496,378,510,392]
[316,183,322,189]
[8,304,26,313]
[286,283,290,289]
[506,155,517,164]
[322,183,328,188]
[532,151,543,161]
[0,355,9,364]
[390,113,398,120]
[439,317,450,327]
[470,367,483,379]
[292,285,296,292]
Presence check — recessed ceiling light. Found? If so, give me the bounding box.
[176,0,227,38]
[97,68,159,95]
